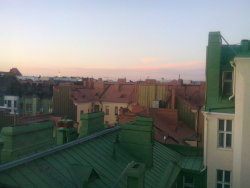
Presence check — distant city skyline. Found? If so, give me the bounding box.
[1,0,250,80]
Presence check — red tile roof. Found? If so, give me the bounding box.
[70,87,103,103]
[118,106,196,145]
[100,83,136,103]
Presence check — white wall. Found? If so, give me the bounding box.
[233,57,250,188]
[203,112,234,188]
[4,95,19,114]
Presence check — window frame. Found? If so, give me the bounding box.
[105,106,109,115]
[216,169,231,188]
[115,106,118,115]
[217,119,233,149]
[26,103,33,112]
[222,71,233,97]
[7,100,11,107]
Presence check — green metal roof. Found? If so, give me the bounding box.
[0,127,203,188]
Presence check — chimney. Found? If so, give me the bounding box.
[79,112,105,138]
[93,81,104,90]
[56,119,78,145]
[126,162,146,188]
[241,39,250,53]
[1,121,55,163]
[206,32,222,109]
[120,116,153,168]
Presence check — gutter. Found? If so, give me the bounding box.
[229,60,236,100]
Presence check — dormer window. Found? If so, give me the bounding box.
[222,71,233,97]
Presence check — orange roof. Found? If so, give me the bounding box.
[100,83,136,103]
[118,106,196,145]
[70,87,104,103]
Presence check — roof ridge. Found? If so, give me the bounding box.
[0,126,121,172]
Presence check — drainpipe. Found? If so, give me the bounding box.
[203,113,208,167]
[229,60,236,100]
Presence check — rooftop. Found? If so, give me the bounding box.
[100,83,136,103]
[0,126,203,188]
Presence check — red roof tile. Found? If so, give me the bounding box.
[70,87,103,103]
[100,83,136,103]
[118,106,196,145]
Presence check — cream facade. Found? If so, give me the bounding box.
[75,102,102,131]
[203,56,250,188]
[75,101,129,129]
[76,102,92,124]
[232,57,250,188]
[102,102,128,125]
[203,112,234,188]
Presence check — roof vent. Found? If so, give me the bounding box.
[126,162,146,188]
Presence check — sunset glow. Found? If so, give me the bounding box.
[1,0,249,80]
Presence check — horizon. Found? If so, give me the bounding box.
[1,0,249,80]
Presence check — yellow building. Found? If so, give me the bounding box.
[71,81,136,128]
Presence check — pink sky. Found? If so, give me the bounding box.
[1,61,205,81]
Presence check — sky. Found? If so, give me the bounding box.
[0,0,250,81]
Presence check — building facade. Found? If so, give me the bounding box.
[203,32,250,188]
[3,95,19,114]
[19,96,53,115]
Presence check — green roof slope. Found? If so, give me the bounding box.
[0,127,202,188]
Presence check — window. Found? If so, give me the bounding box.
[7,100,11,107]
[183,176,194,188]
[4,100,7,105]
[222,71,233,97]
[218,120,232,148]
[14,101,17,108]
[94,105,99,112]
[115,106,118,115]
[48,104,52,113]
[217,170,231,188]
[26,104,32,112]
[105,106,109,115]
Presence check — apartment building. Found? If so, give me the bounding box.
[3,95,19,114]
[100,83,136,125]
[203,32,250,188]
